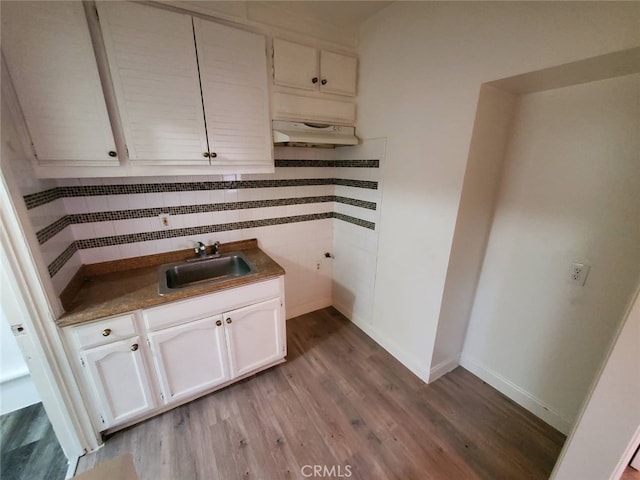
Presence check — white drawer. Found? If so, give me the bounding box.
[69,313,137,349]
[144,277,282,331]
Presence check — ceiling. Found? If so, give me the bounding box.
[258,1,394,29]
[164,1,394,49]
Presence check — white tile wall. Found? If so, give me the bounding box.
[21,142,381,320]
[332,139,384,326]
[50,249,82,295]
[39,224,74,267]
[29,198,65,230]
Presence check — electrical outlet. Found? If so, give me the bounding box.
[159,213,170,228]
[569,262,590,286]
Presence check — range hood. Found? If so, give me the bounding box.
[272,120,359,148]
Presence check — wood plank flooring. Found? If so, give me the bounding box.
[77,307,566,479]
[0,402,67,480]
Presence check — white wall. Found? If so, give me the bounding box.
[0,264,40,414]
[461,74,640,434]
[551,286,640,480]
[357,1,640,382]
[430,85,517,380]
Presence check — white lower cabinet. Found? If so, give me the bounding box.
[64,277,286,432]
[148,316,230,404]
[224,298,286,378]
[80,336,156,428]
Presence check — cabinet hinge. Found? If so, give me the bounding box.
[80,357,85,367]
[100,415,105,424]
[160,392,164,400]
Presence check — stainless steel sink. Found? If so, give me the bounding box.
[158,252,256,295]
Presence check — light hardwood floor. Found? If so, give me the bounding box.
[0,402,67,480]
[77,307,566,479]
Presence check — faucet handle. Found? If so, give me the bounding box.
[194,241,206,255]
[212,241,221,254]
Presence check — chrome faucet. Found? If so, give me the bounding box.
[194,241,207,259]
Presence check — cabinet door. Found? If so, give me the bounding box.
[320,50,358,96]
[148,316,230,404]
[224,298,285,378]
[273,39,318,91]
[97,2,209,164]
[80,336,155,428]
[1,2,117,165]
[194,19,273,167]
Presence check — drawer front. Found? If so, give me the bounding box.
[70,313,137,349]
[144,277,282,331]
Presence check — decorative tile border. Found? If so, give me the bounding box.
[68,196,337,224]
[48,242,77,277]
[36,216,70,245]
[73,211,372,250]
[46,208,376,277]
[335,197,377,210]
[275,159,379,168]
[36,195,377,244]
[23,188,63,210]
[34,157,381,276]
[67,195,375,223]
[75,212,335,249]
[334,179,378,189]
[25,178,378,210]
[333,213,376,230]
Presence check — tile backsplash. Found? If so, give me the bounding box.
[21,144,383,318]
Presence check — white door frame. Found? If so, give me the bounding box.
[0,171,102,459]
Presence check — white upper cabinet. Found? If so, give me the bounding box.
[273,39,357,97]
[1,2,117,166]
[273,39,319,92]
[319,50,358,96]
[97,2,272,168]
[194,18,272,167]
[96,2,209,164]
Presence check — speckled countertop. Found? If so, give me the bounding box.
[57,240,285,328]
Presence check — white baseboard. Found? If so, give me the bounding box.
[333,301,431,384]
[286,297,332,320]
[65,455,80,480]
[429,355,460,383]
[460,353,572,435]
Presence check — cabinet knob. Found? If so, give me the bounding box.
[321,79,327,85]
[210,152,217,158]
[102,328,111,337]
[131,343,139,352]
[203,152,210,158]
[216,320,222,327]
[226,317,232,324]
[312,77,318,84]
[108,151,117,157]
